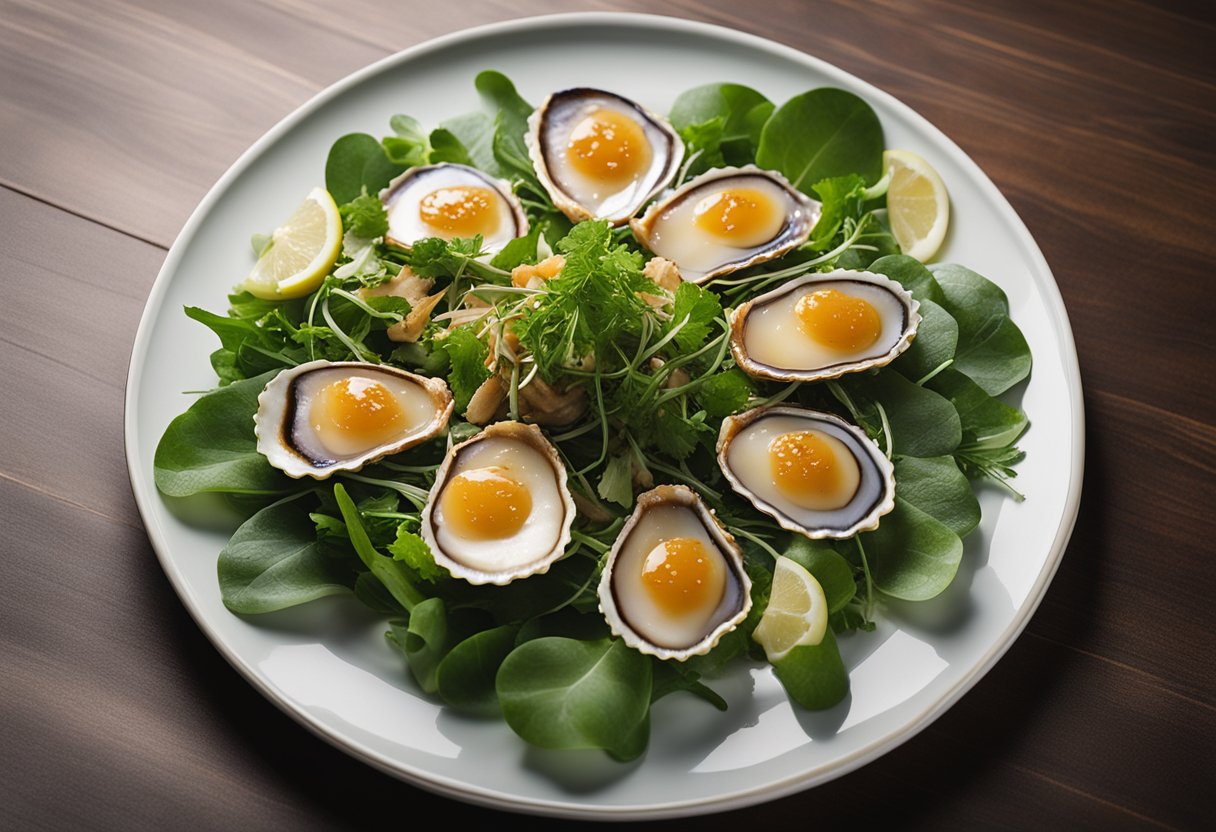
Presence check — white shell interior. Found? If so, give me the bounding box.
[429,434,567,575]
[637,170,817,282]
[607,504,746,650]
[724,412,890,535]
[536,91,677,220]
[743,278,911,372]
[381,164,523,251]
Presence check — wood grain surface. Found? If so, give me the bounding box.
[2,0,1213,828]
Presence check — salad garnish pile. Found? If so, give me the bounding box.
[154,71,1031,761]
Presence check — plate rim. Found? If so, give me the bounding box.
[124,11,1086,820]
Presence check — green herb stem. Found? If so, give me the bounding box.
[329,287,404,322]
[339,473,430,510]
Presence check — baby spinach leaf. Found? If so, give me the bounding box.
[782,537,856,613]
[892,299,958,383]
[436,624,520,716]
[185,306,262,354]
[831,602,876,635]
[185,306,301,381]
[868,254,945,304]
[382,115,434,167]
[326,133,407,205]
[154,371,291,497]
[516,608,611,645]
[387,600,489,695]
[669,82,773,164]
[388,598,446,694]
[893,455,981,538]
[650,661,727,710]
[929,368,1029,450]
[353,572,405,616]
[930,264,1032,395]
[842,370,961,457]
[862,498,963,601]
[389,114,429,148]
[771,628,849,710]
[475,70,535,182]
[496,637,652,760]
[756,88,884,192]
[218,497,351,614]
[436,111,501,176]
[425,127,472,167]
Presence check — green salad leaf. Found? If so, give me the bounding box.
[783,537,857,614]
[218,496,351,614]
[893,455,981,538]
[668,82,773,165]
[497,637,653,760]
[153,370,290,496]
[434,111,500,175]
[756,88,885,191]
[326,133,407,205]
[930,264,1032,395]
[862,498,964,601]
[436,624,520,715]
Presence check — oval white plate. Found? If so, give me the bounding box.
[125,13,1084,820]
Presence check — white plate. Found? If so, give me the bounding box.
[125,13,1084,820]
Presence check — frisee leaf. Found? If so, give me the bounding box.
[696,368,753,419]
[406,235,487,278]
[388,525,444,582]
[667,281,723,353]
[652,407,710,460]
[513,220,655,381]
[810,174,867,249]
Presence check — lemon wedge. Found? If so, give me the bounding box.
[752,555,829,663]
[884,148,950,263]
[243,187,342,300]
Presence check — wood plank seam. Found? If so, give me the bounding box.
[0,469,144,533]
[0,181,168,252]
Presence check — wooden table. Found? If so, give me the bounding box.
[2,1,1212,828]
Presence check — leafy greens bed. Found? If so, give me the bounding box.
[154,71,1031,761]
